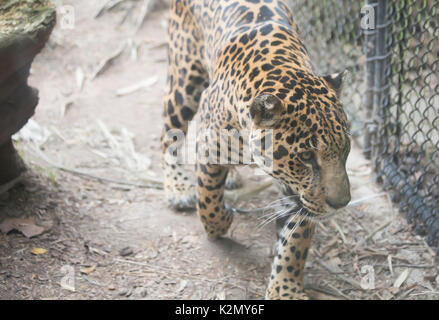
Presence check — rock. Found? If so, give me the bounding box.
[119,246,134,257]
[118,288,128,296]
[0,0,56,189]
[135,287,147,298]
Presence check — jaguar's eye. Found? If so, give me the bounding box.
[299,151,314,162]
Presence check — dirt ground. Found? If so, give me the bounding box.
[1,0,438,300]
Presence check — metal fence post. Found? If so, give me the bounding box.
[363,0,378,160]
[371,0,391,168]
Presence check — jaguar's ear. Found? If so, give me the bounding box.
[322,70,347,97]
[250,94,283,128]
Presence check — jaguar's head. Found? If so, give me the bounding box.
[249,71,351,219]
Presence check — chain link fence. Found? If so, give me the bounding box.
[288,0,439,254]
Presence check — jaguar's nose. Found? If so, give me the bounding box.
[325,195,351,209]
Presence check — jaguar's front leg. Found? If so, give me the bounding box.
[266,215,315,300]
[196,163,233,240]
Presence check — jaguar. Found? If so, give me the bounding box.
[161,0,351,300]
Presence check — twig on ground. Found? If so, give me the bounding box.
[91,44,126,80]
[114,258,262,297]
[393,268,410,288]
[119,1,136,25]
[374,263,435,269]
[324,282,353,300]
[388,255,394,276]
[331,219,347,244]
[395,285,418,300]
[32,146,163,189]
[356,250,410,263]
[317,221,330,234]
[351,215,371,234]
[31,145,275,203]
[81,275,103,287]
[422,239,437,258]
[305,283,342,300]
[353,220,391,250]
[409,291,439,297]
[320,237,339,256]
[116,76,158,96]
[95,0,127,18]
[135,0,154,33]
[316,259,362,289]
[385,192,396,217]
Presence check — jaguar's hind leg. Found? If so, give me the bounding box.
[161,2,208,211]
[162,60,207,210]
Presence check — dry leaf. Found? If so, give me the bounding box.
[31,248,47,255]
[0,217,45,238]
[393,268,410,288]
[80,265,97,275]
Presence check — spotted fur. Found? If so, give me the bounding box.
[161,0,351,299]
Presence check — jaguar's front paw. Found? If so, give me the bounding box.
[165,184,196,211]
[201,209,234,240]
[265,285,310,300]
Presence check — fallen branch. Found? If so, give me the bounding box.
[316,259,362,289]
[91,44,126,80]
[135,0,154,33]
[331,220,347,244]
[116,76,158,96]
[356,250,410,263]
[114,258,262,297]
[324,282,353,300]
[32,146,163,189]
[354,220,392,250]
[119,1,136,26]
[32,145,275,204]
[305,284,342,300]
[373,263,435,269]
[95,0,127,18]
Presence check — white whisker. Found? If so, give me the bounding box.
[257,207,291,230]
[286,210,305,243]
[347,193,387,206]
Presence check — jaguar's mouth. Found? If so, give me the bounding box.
[281,186,318,219]
[278,195,317,220]
[297,206,317,218]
